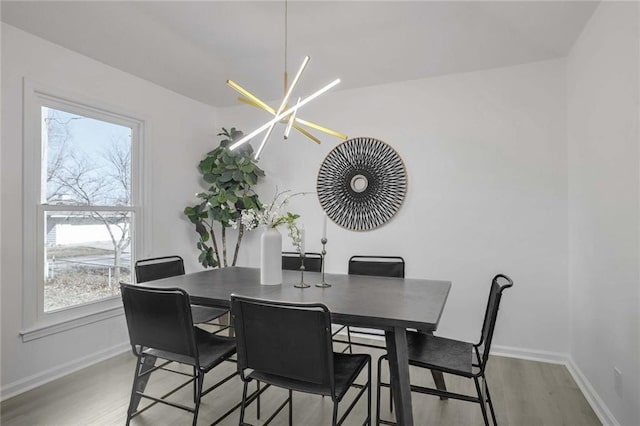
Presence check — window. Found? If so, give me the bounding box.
[43,108,133,312]
[23,82,144,338]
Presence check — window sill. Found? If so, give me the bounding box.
[20,305,124,342]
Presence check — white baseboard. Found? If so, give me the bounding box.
[490,344,568,365]
[565,358,620,426]
[0,342,130,402]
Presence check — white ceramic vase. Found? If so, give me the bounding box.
[260,226,282,285]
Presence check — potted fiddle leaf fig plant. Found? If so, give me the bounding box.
[184,127,264,268]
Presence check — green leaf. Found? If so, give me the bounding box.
[242,196,255,210]
[206,247,218,268]
[218,171,233,183]
[198,156,215,173]
[240,163,255,173]
[245,173,257,185]
[221,153,233,165]
[230,128,244,140]
[195,222,206,236]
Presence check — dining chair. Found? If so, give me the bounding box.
[120,283,239,426]
[231,294,372,426]
[333,256,406,353]
[348,255,405,278]
[281,251,323,272]
[375,274,514,426]
[135,255,229,329]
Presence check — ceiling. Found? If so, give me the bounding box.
[1,1,598,108]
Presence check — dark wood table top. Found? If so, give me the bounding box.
[148,266,451,332]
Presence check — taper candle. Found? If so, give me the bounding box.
[322,214,327,240]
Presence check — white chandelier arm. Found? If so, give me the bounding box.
[255,56,310,160]
[230,78,341,152]
[284,97,301,139]
[237,96,322,144]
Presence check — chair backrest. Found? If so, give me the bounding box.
[477,274,513,368]
[135,256,185,283]
[348,255,405,278]
[282,252,323,272]
[120,283,198,362]
[231,295,335,394]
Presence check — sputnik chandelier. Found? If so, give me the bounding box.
[227,0,347,160]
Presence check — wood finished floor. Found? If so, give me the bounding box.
[1,336,600,426]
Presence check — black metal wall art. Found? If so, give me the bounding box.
[317,137,407,231]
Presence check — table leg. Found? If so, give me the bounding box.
[219,312,234,337]
[418,329,447,399]
[385,327,414,426]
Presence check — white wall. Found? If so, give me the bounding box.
[0,24,219,397]
[567,3,640,426]
[3,9,636,425]
[218,59,569,355]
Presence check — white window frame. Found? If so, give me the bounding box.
[21,80,146,341]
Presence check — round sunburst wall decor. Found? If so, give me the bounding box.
[317,137,407,231]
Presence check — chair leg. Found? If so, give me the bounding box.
[125,356,144,426]
[474,376,490,426]
[332,401,339,426]
[367,358,372,426]
[377,352,393,413]
[192,372,204,426]
[257,380,261,420]
[193,366,198,403]
[375,355,384,426]
[289,389,293,426]
[346,326,353,354]
[483,374,497,426]
[239,381,249,425]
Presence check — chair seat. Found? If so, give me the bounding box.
[190,304,228,324]
[249,353,370,401]
[145,327,236,371]
[406,332,476,377]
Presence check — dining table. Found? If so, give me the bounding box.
[143,266,451,426]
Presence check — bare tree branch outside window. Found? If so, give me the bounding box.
[43,108,133,309]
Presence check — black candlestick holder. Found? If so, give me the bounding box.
[293,253,310,288]
[316,238,331,288]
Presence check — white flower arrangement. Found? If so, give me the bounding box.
[230,190,307,253]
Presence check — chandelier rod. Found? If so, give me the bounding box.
[284,0,288,94]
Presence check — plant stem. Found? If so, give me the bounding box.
[221,226,228,267]
[232,223,245,266]
[210,223,221,267]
